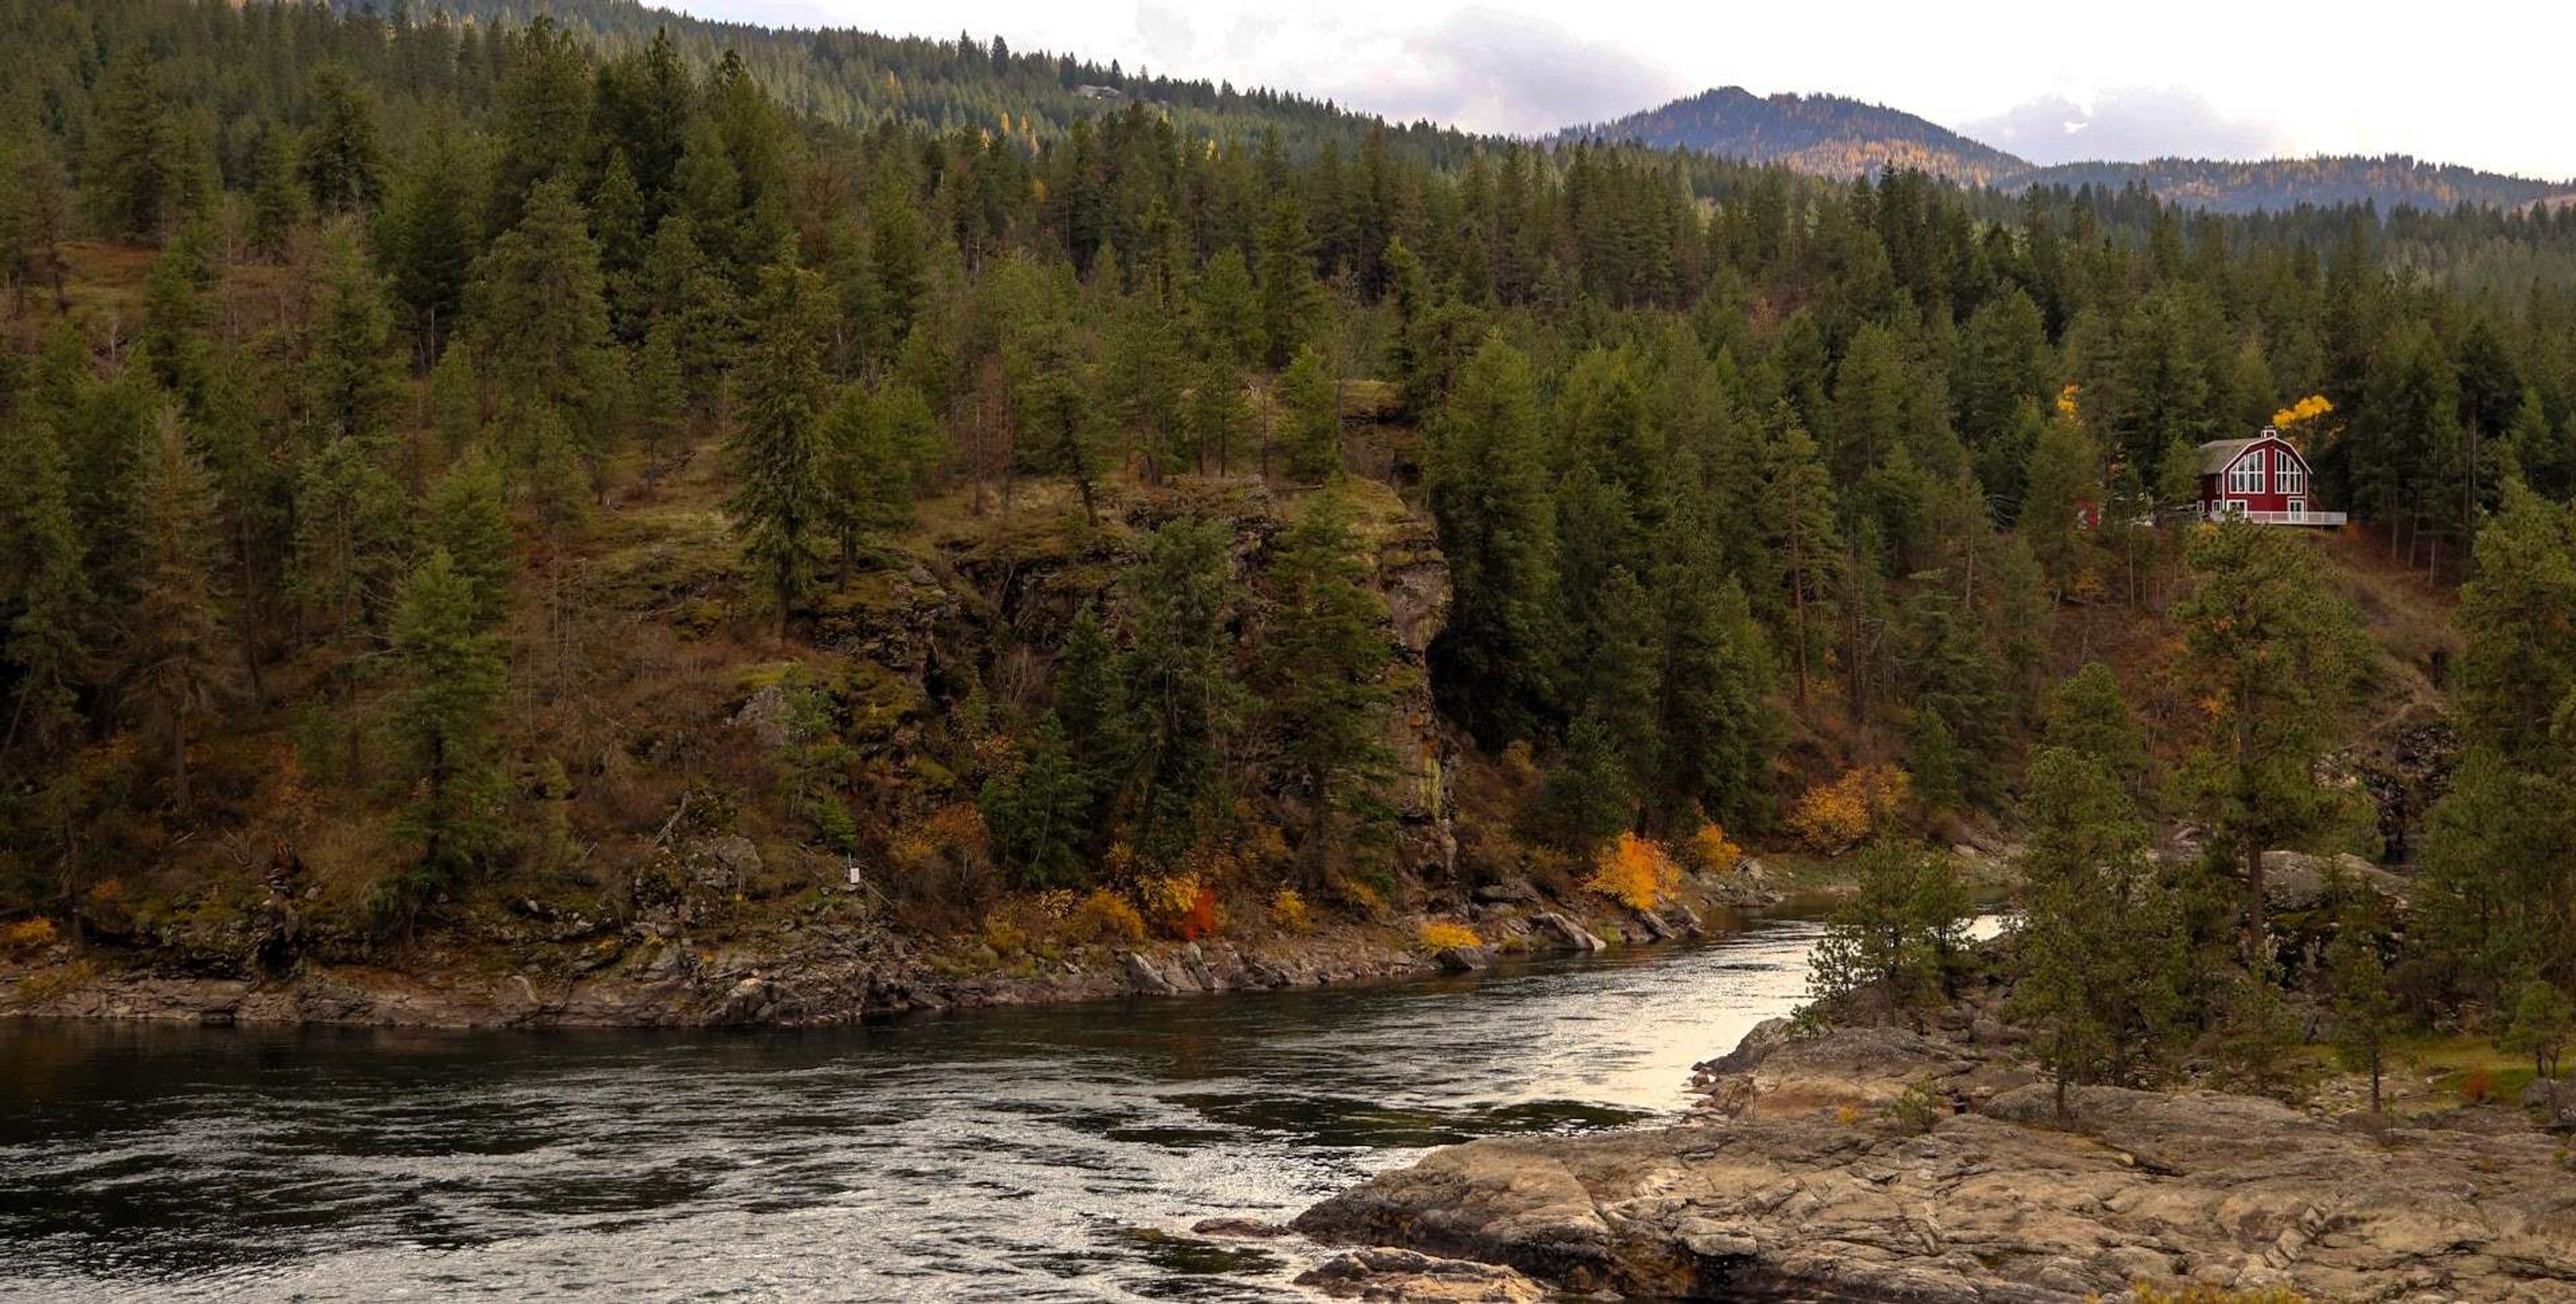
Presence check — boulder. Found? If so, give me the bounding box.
[1470,878,1540,906]
[1294,1247,1545,1301]
[2523,1077,2576,1130]
[1434,946,1489,973]
[1526,912,1607,953]
[1122,951,1176,995]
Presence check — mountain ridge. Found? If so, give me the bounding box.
[1560,85,2576,215]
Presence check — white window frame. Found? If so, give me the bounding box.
[2229,450,2265,495]
[2288,497,2306,516]
[2224,498,2248,519]
[2275,449,2306,496]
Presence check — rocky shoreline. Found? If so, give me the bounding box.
[1,867,1780,1030]
[1288,1018,2576,1302]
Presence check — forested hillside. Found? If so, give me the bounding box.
[0,1,2571,1037]
[1557,87,2024,186]
[1571,87,2574,217]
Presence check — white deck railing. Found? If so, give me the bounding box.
[2201,508,2348,527]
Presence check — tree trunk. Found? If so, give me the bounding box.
[2242,836,2267,965]
[170,705,191,814]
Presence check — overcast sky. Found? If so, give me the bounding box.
[667,0,2576,180]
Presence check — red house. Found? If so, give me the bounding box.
[2192,428,2345,526]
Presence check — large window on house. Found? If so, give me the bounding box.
[2276,451,2305,495]
[2229,451,2264,494]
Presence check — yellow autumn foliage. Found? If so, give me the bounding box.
[1787,764,1911,854]
[2,917,57,952]
[1417,921,1481,951]
[1587,832,1682,911]
[2271,393,2334,430]
[1073,889,1146,945]
[1269,887,1311,932]
[1686,824,1745,874]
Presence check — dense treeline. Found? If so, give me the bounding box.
[0,1,2567,1046]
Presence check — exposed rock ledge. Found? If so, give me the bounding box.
[1295,1024,2576,1301]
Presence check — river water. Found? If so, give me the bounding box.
[0,920,1829,1301]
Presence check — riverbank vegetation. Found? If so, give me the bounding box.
[0,0,2570,1033]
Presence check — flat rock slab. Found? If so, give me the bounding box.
[1298,1028,2576,1302]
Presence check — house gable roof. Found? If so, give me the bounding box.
[2196,431,2310,476]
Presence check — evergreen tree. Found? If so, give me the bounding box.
[91,50,191,239]
[980,711,1091,889]
[727,246,830,639]
[469,178,616,437]
[425,452,513,632]
[247,129,302,262]
[128,408,232,810]
[1256,195,1324,368]
[2010,748,2185,1116]
[1259,488,1397,877]
[1428,335,1557,747]
[382,549,510,935]
[1279,345,1340,482]
[1010,321,1104,525]
[1809,836,1970,1022]
[298,66,388,214]
[1194,247,1262,368]
[380,115,479,360]
[2175,524,2369,959]
[1759,401,1841,708]
[2043,661,2149,796]
[304,222,401,443]
[2326,882,2402,1112]
[1187,357,1249,476]
[1,419,95,752]
[1120,517,1246,867]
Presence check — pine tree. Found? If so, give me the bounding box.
[1103,297,1187,483]
[1194,247,1262,368]
[981,710,1092,889]
[2326,881,2402,1112]
[592,150,651,345]
[304,221,400,443]
[1279,345,1340,482]
[2010,748,2185,1116]
[1652,523,1775,831]
[1011,321,1103,526]
[247,129,302,262]
[298,66,387,215]
[380,115,478,360]
[1121,517,1246,867]
[1260,487,1397,877]
[1809,836,1970,1022]
[2176,523,2369,959]
[128,408,232,810]
[383,549,509,935]
[1256,195,1324,368]
[1759,401,1841,708]
[470,178,616,435]
[1427,335,1557,747]
[91,50,191,239]
[2043,661,2149,796]
[727,246,830,640]
[1187,357,1249,476]
[1,418,95,751]
[425,452,513,632]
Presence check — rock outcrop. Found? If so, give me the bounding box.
[1297,1026,2576,1301]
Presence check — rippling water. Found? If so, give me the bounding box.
[0,921,1827,1301]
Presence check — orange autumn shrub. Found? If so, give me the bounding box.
[1139,874,1220,940]
[1686,823,1744,874]
[1788,764,1911,854]
[1417,921,1481,951]
[1587,832,1681,911]
[1269,887,1311,932]
[2,917,58,953]
[1073,889,1146,945]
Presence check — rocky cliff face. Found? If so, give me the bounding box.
[1296,1025,2576,1301]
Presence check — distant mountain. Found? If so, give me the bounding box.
[1557,87,2025,186]
[1564,88,2576,215]
[2020,156,2569,215]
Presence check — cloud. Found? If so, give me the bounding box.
[1962,87,2287,164]
[1303,7,1689,136]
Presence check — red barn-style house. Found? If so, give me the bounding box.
[2192,427,2345,526]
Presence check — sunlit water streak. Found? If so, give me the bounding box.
[0,921,1836,1301]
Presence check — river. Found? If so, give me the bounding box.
[0,920,1830,1301]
